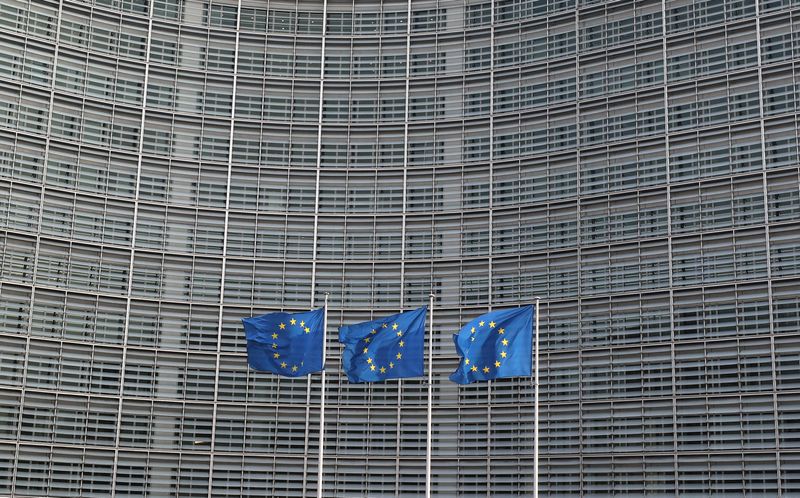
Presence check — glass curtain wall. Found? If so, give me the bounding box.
[0,0,799,495]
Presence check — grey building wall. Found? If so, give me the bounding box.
[0,0,799,495]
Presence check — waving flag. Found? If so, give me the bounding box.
[449,305,533,385]
[339,307,426,383]
[242,308,325,377]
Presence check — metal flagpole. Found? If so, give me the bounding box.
[533,296,541,498]
[317,292,329,498]
[425,293,435,498]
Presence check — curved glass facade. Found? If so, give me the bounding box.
[1,0,800,494]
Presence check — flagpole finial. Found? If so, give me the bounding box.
[534,296,542,301]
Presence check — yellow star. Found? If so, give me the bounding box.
[392,323,398,330]
[471,327,476,333]
[495,361,501,367]
[371,329,377,334]
[273,353,280,359]
[292,365,298,372]
[379,366,386,373]
[272,333,278,339]
[397,331,403,337]
[280,362,287,368]
[370,365,376,371]
[290,318,296,325]
[483,366,490,373]
[465,358,470,365]
[272,343,277,349]
[479,321,485,327]
[471,365,478,372]
[382,323,388,328]
[367,357,373,364]
[279,323,286,329]
[304,327,310,333]
[501,351,507,358]
[396,352,402,360]
[502,338,509,346]
[364,337,371,343]
[498,328,505,334]
[489,321,496,328]
[399,340,404,347]
[389,362,394,368]
[363,347,369,354]
[300,321,305,327]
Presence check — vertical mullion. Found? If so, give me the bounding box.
[486,0,496,493]
[752,1,781,491]
[108,0,154,493]
[574,5,585,496]
[206,0,243,495]
[396,0,413,494]
[12,0,66,492]
[659,0,680,492]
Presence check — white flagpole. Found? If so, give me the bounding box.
[533,297,541,498]
[425,293,435,498]
[317,292,329,498]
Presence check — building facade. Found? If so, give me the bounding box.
[1,0,800,495]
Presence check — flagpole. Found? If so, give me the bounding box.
[425,293,435,498]
[533,296,541,498]
[317,292,329,498]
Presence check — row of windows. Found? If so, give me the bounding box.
[6,172,799,257]
[2,226,800,307]
[1,128,795,217]
[544,452,799,495]
[3,130,796,212]
[0,388,797,457]
[0,162,767,221]
[1,328,800,406]
[0,325,800,400]
[3,276,795,354]
[3,26,793,120]
[3,86,795,170]
[2,33,799,128]
[2,445,799,497]
[62,0,800,37]
[2,445,800,497]
[3,0,777,43]
[7,2,800,82]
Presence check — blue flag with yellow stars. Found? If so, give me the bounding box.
[449,305,534,385]
[339,306,427,383]
[242,308,325,377]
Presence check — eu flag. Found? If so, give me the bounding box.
[449,305,534,385]
[242,308,325,377]
[339,306,427,383]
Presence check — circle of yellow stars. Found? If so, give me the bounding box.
[272,316,312,373]
[462,320,509,375]
[361,321,405,377]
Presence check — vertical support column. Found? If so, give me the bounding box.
[207,0,244,495]
[397,3,413,492]
[109,0,155,493]
[752,2,781,492]
[658,1,680,492]
[572,9,584,494]
[13,0,66,493]
[486,4,496,492]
